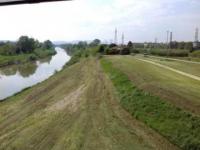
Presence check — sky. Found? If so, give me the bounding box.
[0,0,199,43]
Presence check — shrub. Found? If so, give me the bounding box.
[29,54,37,61]
[190,50,200,58]
[105,47,120,55]
[120,47,130,55]
[149,49,189,57]
[131,48,140,54]
[98,44,106,53]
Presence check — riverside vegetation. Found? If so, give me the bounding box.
[0,36,56,67]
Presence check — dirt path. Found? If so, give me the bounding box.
[136,58,200,81]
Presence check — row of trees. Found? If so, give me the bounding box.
[137,41,193,51]
[169,41,193,51]
[98,43,131,55]
[0,36,53,56]
[63,39,194,57]
[62,39,101,56]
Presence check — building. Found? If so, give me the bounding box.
[193,41,200,49]
[193,28,200,49]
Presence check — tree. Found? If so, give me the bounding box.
[184,42,193,51]
[43,40,53,49]
[0,42,16,55]
[120,47,130,55]
[90,39,101,47]
[170,41,178,49]
[16,36,36,53]
[178,41,185,49]
[127,41,133,48]
[98,44,106,53]
[76,41,87,50]
[34,40,42,49]
[109,43,117,48]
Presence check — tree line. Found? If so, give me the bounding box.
[0,36,54,56]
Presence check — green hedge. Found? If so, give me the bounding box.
[34,48,56,58]
[149,49,189,57]
[190,50,200,58]
[101,58,200,150]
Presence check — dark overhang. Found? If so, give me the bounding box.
[0,0,70,6]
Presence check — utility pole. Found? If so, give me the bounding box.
[114,28,118,45]
[169,32,173,49]
[195,28,199,42]
[154,37,157,48]
[166,30,169,48]
[121,32,124,46]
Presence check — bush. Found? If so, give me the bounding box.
[190,50,200,58]
[29,54,37,61]
[105,47,120,55]
[120,47,130,55]
[131,48,140,54]
[149,49,189,57]
[34,48,56,58]
[98,44,106,53]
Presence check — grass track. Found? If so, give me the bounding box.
[0,58,177,150]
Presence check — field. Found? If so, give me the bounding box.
[106,55,200,115]
[101,57,200,149]
[0,58,177,150]
[142,55,200,77]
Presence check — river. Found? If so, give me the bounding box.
[0,47,70,101]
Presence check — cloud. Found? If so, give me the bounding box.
[0,0,199,42]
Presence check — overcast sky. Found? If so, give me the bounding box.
[0,0,199,43]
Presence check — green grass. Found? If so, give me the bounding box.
[101,58,200,150]
[139,55,200,77]
[0,58,177,150]
[106,56,200,115]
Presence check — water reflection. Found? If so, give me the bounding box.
[0,47,70,100]
[0,62,38,77]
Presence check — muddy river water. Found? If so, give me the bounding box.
[0,47,70,100]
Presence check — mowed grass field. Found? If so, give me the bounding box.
[0,58,178,150]
[141,55,200,77]
[106,55,200,115]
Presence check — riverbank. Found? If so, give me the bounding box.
[0,48,56,67]
[0,57,178,150]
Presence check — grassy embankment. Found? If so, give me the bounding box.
[0,57,178,150]
[137,55,200,77]
[101,57,200,150]
[0,48,56,67]
[106,56,200,115]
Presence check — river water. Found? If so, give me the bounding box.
[0,47,70,100]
